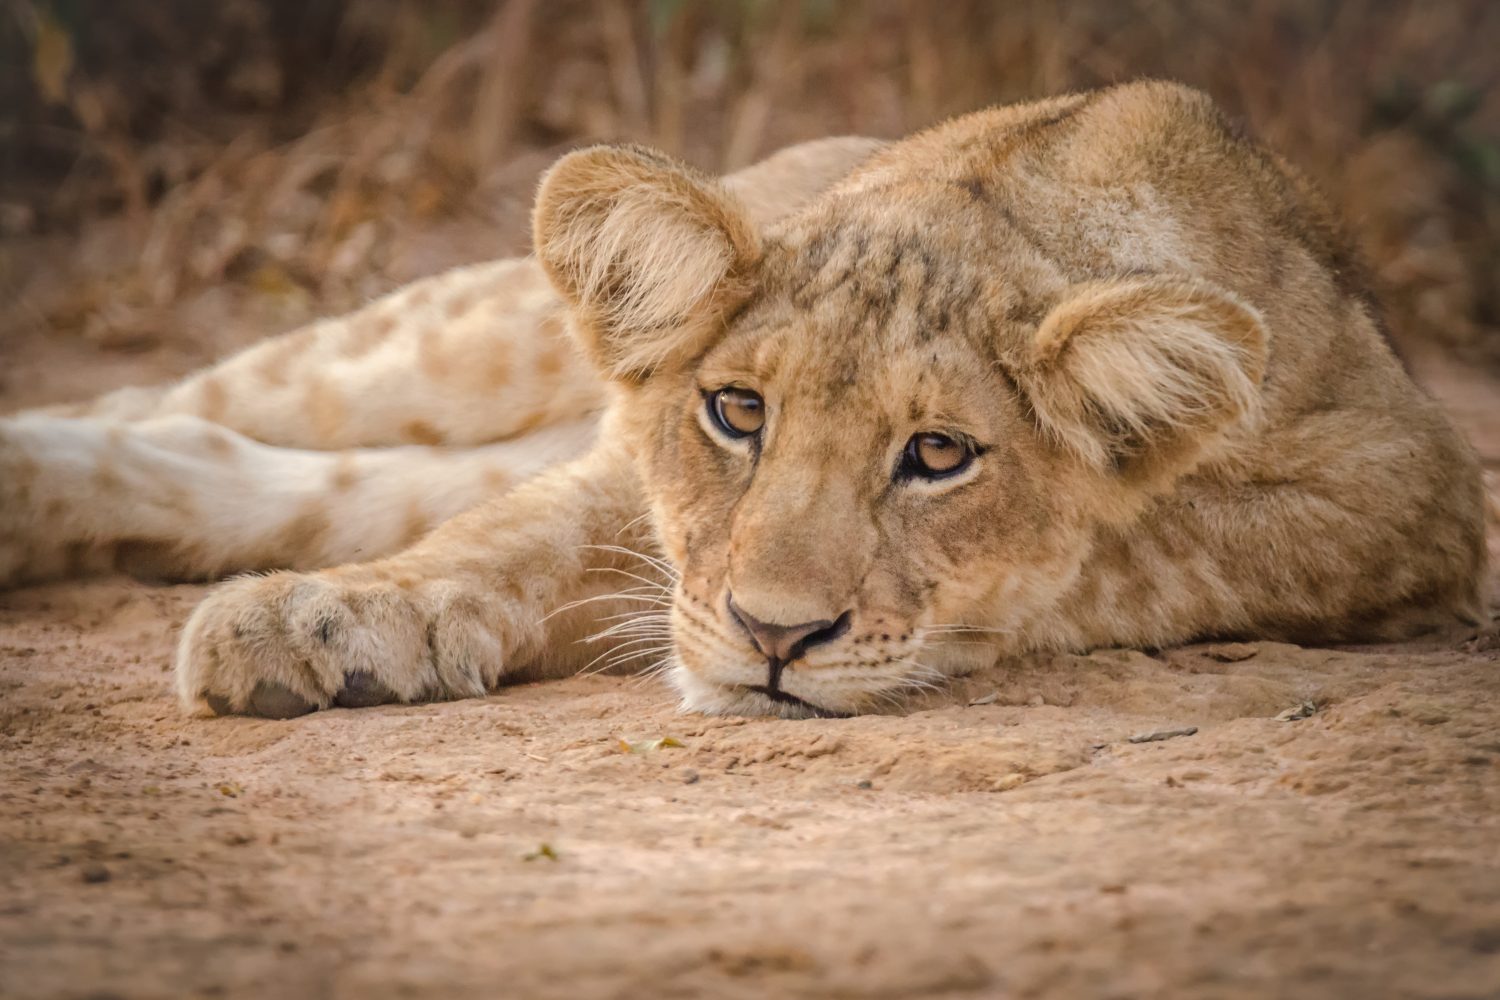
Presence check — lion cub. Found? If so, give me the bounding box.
[3,83,1486,718]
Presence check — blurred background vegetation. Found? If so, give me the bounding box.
[2,0,1498,364]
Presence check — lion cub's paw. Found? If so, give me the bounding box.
[176,571,515,718]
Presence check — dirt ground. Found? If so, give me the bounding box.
[2,288,1500,999]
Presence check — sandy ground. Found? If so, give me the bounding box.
[2,285,1500,998]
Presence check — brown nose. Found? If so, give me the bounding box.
[727,597,852,664]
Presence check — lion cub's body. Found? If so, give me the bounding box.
[849,88,1486,649]
[0,83,1484,719]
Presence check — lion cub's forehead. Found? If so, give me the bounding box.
[761,212,990,343]
[749,196,1063,356]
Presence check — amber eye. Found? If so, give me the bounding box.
[707,387,766,439]
[901,432,973,479]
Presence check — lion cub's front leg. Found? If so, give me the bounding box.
[176,444,649,717]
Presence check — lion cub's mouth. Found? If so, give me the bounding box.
[744,684,853,720]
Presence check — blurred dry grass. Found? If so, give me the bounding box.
[2,0,1498,362]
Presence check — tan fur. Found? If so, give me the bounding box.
[0,88,1484,721]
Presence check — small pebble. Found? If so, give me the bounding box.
[1275,701,1318,722]
[856,779,874,790]
[1129,726,1199,744]
[80,864,111,884]
[681,769,700,785]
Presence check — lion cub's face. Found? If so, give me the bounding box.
[534,144,1267,716]
[640,284,1068,717]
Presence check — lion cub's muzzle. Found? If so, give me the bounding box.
[726,593,853,712]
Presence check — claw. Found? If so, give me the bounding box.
[334,670,396,709]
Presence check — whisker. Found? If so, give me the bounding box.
[639,655,677,675]
[920,623,1012,636]
[923,639,998,648]
[579,543,681,581]
[586,626,672,641]
[587,634,672,656]
[589,619,672,637]
[626,657,678,686]
[588,628,675,646]
[593,606,674,624]
[585,629,675,644]
[613,509,655,539]
[588,613,672,637]
[583,645,674,678]
[895,658,946,676]
[579,637,674,675]
[540,589,670,625]
[891,657,949,697]
[585,565,677,593]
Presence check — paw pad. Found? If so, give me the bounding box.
[204,681,317,719]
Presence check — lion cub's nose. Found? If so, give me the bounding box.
[727,596,852,664]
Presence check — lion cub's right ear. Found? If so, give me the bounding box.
[533,145,760,382]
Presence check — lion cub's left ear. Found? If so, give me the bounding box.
[1015,276,1269,481]
[533,145,760,382]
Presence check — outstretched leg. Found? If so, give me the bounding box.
[173,441,660,717]
[0,413,596,587]
[1,257,609,588]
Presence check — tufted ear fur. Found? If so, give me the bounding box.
[1014,276,1269,481]
[532,145,760,382]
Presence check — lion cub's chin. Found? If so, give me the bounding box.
[665,662,929,720]
[666,639,1001,718]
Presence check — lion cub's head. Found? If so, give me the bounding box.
[534,141,1266,718]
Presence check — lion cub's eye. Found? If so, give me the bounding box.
[708,387,765,439]
[901,432,973,479]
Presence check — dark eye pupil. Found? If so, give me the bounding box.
[711,388,765,437]
[905,433,970,478]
